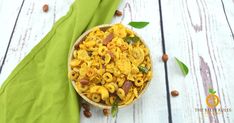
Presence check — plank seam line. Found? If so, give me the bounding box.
[220,0,234,40]
[158,0,172,123]
[0,0,26,73]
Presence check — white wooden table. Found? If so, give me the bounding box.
[0,0,234,123]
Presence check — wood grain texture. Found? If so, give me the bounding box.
[0,0,24,71]
[0,0,73,85]
[220,0,234,38]
[0,0,169,123]
[1,0,234,122]
[161,0,234,122]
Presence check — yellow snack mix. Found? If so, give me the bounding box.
[70,24,152,106]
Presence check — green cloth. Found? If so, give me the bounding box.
[0,0,120,122]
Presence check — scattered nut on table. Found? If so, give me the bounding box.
[171,90,179,97]
[81,102,90,111]
[115,10,122,16]
[162,53,168,62]
[43,4,49,12]
[103,109,109,116]
[83,110,92,118]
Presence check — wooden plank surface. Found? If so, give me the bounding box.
[0,0,24,71]
[0,0,73,84]
[0,0,234,122]
[0,0,169,123]
[161,0,234,122]
[220,0,234,38]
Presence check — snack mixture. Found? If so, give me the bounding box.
[69,24,152,106]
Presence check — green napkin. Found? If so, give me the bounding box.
[0,0,120,122]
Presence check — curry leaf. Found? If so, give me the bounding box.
[175,57,189,76]
[128,21,149,29]
[138,66,148,73]
[111,97,119,117]
[124,36,140,44]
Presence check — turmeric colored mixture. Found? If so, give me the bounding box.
[69,24,152,106]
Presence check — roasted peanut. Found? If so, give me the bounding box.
[122,81,133,94]
[83,110,92,118]
[115,10,122,16]
[81,103,90,111]
[103,33,114,45]
[171,90,179,97]
[43,4,49,12]
[103,109,109,116]
[79,79,89,85]
[162,53,168,62]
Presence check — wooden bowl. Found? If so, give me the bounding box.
[68,24,152,109]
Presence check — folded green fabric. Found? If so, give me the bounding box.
[0,0,120,122]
